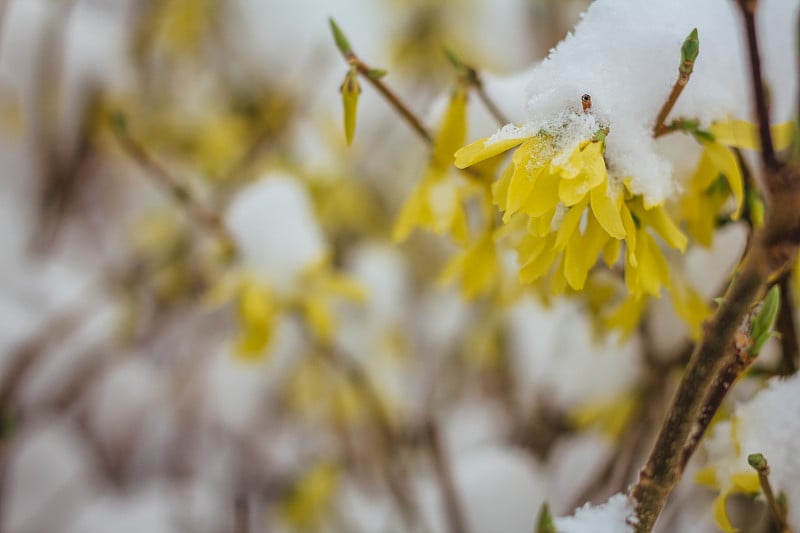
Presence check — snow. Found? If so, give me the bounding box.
[487,0,800,206]
[417,444,547,533]
[705,373,800,530]
[555,493,634,533]
[506,296,642,411]
[225,174,327,292]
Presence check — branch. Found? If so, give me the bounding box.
[329,18,433,145]
[426,421,469,533]
[109,113,237,255]
[653,29,699,137]
[443,47,509,127]
[776,274,799,374]
[736,0,778,171]
[747,453,793,533]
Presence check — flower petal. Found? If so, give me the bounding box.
[454,136,526,169]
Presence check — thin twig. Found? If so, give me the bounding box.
[330,27,433,146]
[653,29,698,137]
[426,421,469,533]
[474,83,509,127]
[776,274,799,374]
[109,116,236,254]
[736,0,778,171]
[748,454,793,533]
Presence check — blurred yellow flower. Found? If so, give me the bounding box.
[393,85,471,243]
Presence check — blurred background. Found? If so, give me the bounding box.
[0,1,750,532]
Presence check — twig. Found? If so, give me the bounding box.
[426,421,469,533]
[109,113,236,254]
[776,274,799,374]
[330,19,432,145]
[736,0,778,171]
[678,303,763,472]
[234,493,249,533]
[442,48,509,127]
[747,454,793,533]
[653,29,699,137]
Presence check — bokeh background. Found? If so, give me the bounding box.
[0,1,767,532]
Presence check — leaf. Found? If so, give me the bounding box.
[328,18,352,55]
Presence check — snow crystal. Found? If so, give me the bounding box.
[493,0,800,205]
[555,493,634,533]
[225,174,327,292]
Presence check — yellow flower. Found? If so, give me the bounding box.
[682,119,794,246]
[279,462,339,531]
[393,85,471,243]
[695,418,761,533]
[456,128,685,298]
[207,259,365,360]
[439,229,499,298]
[233,275,279,359]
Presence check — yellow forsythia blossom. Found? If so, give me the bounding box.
[393,85,470,243]
[455,129,685,298]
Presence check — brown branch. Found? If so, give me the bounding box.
[474,83,510,127]
[426,421,469,533]
[109,116,236,255]
[653,29,698,137]
[736,0,778,171]
[776,274,799,374]
[678,305,761,473]
[653,74,692,138]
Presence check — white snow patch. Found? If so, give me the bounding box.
[225,174,327,293]
[490,0,800,205]
[555,493,634,533]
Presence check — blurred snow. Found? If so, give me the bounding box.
[225,174,327,291]
[507,296,642,411]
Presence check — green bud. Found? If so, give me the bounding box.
[750,285,780,355]
[536,503,556,533]
[340,66,360,146]
[747,452,768,472]
[680,28,699,75]
[328,18,352,56]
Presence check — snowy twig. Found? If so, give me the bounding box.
[653,28,699,137]
[630,3,800,528]
[329,18,434,145]
[747,453,793,533]
[736,0,778,171]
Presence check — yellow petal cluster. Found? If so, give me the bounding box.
[455,131,686,298]
[682,119,794,246]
